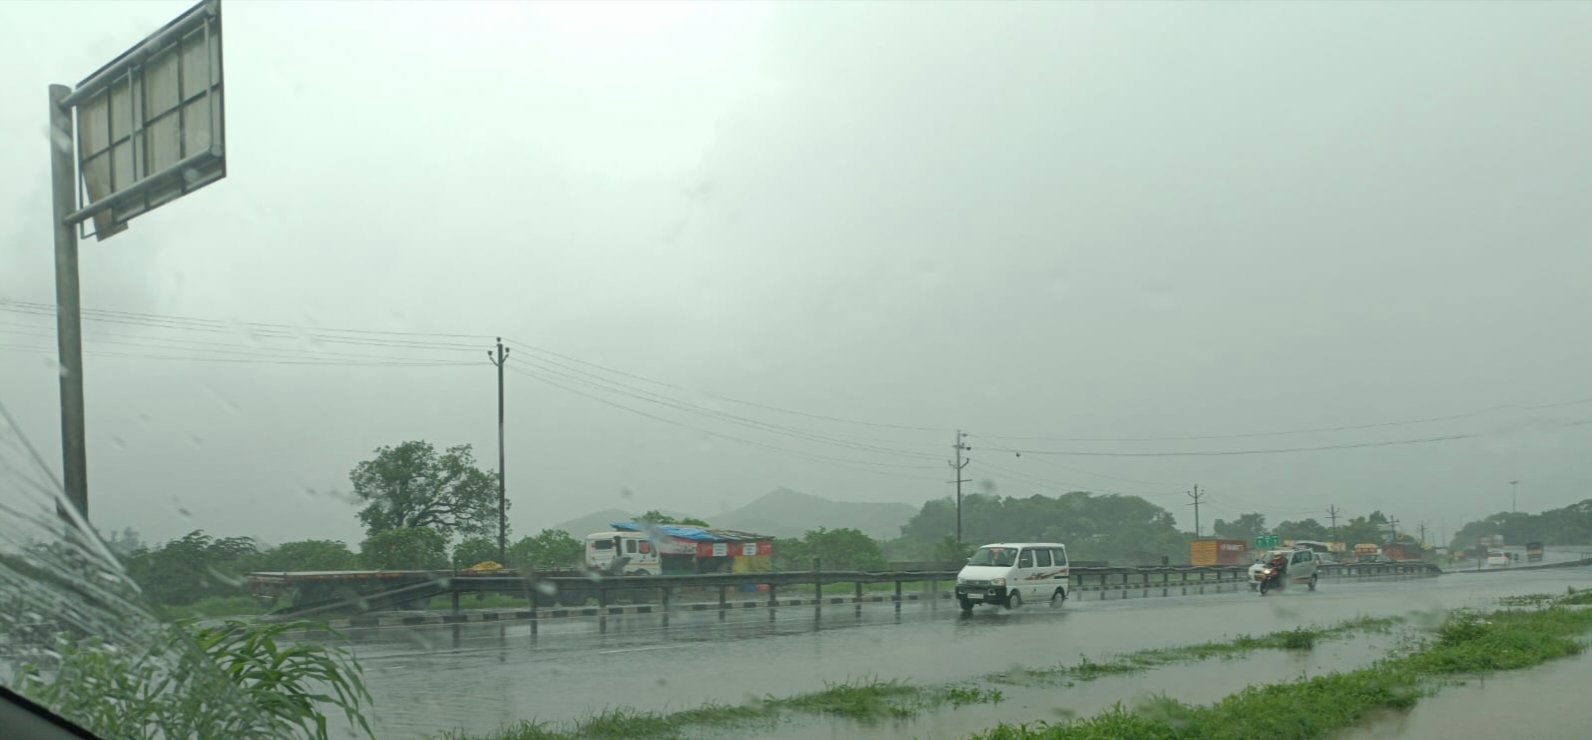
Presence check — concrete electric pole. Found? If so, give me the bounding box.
[949,431,971,542]
[488,338,511,564]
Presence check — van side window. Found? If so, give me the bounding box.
[592,540,613,551]
[1032,549,1052,567]
[1052,548,1068,566]
[626,539,638,554]
[1018,549,1034,568]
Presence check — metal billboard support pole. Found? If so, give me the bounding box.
[49,83,88,524]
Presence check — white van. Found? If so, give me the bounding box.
[954,542,1069,612]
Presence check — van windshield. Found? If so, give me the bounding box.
[968,547,1018,567]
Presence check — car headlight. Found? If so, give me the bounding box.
[956,577,968,585]
[991,578,1006,586]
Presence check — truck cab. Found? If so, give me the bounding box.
[585,531,662,575]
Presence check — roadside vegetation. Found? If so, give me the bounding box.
[968,589,1592,740]
[13,619,373,740]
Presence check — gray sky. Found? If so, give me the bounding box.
[3,0,1590,549]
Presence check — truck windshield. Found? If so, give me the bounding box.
[968,547,1018,567]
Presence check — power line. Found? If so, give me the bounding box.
[504,364,941,479]
[971,397,1592,443]
[1008,433,1479,457]
[509,355,943,461]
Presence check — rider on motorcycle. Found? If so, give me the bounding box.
[1267,550,1289,579]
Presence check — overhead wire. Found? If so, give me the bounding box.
[504,364,942,480]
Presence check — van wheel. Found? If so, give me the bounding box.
[1049,588,1066,608]
[959,598,974,614]
[1006,591,1022,610]
[1308,574,1318,592]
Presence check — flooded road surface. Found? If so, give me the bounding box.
[348,569,1592,740]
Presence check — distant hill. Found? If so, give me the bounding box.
[712,488,916,540]
[550,507,700,538]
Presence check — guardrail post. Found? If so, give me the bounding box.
[1141,571,1149,598]
[662,585,671,629]
[813,558,822,618]
[718,584,728,621]
[768,582,777,622]
[598,582,609,634]
[855,581,864,617]
[895,579,903,613]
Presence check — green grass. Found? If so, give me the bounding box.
[967,592,1592,740]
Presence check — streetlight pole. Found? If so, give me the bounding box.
[1510,480,1519,513]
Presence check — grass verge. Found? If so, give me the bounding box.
[969,591,1592,739]
[440,615,1391,740]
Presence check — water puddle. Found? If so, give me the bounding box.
[1338,649,1592,740]
[745,631,1400,740]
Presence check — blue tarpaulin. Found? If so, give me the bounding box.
[609,522,769,542]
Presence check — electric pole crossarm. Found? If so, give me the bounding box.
[1186,485,1204,539]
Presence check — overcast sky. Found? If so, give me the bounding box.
[3,0,1590,549]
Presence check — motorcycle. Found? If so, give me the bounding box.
[1257,565,1285,596]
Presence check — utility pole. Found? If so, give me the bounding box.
[1326,505,1341,544]
[1510,480,1519,513]
[488,338,511,564]
[1417,521,1429,549]
[1187,485,1205,538]
[1386,516,1401,542]
[949,430,971,543]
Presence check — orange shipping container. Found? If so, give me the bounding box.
[1190,539,1249,566]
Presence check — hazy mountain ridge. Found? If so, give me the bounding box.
[553,488,916,541]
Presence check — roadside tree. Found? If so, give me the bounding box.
[507,529,584,569]
[349,440,502,539]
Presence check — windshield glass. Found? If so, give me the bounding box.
[6,3,1590,740]
[968,547,1018,567]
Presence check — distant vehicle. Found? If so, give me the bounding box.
[1248,548,1320,592]
[1357,553,1393,565]
[1487,549,1509,567]
[1526,542,1544,562]
[1290,540,1333,555]
[955,542,1070,612]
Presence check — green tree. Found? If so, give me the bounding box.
[638,510,709,527]
[452,536,500,568]
[507,529,585,569]
[252,540,360,572]
[774,527,886,571]
[1275,518,1329,542]
[359,527,448,570]
[121,531,260,606]
[350,440,503,539]
[1212,513,1268,542]
[893,490,1190,565]
[932,535,974,563]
